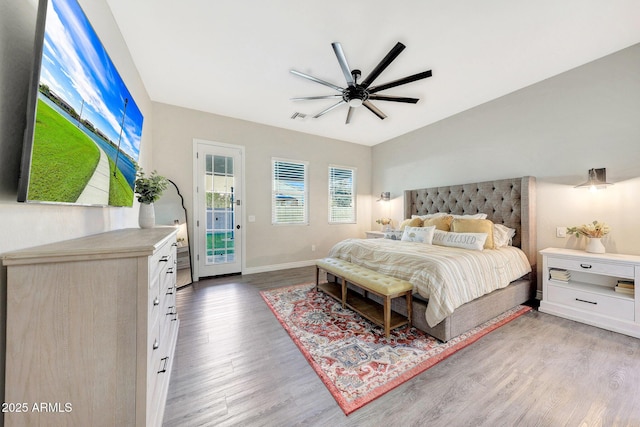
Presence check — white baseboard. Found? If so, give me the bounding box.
[243,259,317,275]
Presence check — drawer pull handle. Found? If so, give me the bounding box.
[158,357,169,374]
[580,264,592,269]
[167,268,174,274]
[172,242,178,247]
[153,297,160,306]
[575,298,597,305]
[153,339,159,350]
[159,256,169,263]
[166,287,174,295]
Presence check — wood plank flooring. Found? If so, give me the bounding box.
[163,266,640,426]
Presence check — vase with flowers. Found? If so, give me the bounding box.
[376,217,392,232]
[566,220,610,253]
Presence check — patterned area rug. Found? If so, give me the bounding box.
[261,283,531,415]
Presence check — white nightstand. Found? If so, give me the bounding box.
[539,248,640,338]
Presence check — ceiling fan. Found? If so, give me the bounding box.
[290,41,432,124]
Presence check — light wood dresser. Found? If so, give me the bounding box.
[2,228,180,426]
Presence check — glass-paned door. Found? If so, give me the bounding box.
[195,141,242,277]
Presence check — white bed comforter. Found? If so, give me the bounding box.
[327,238,532,327]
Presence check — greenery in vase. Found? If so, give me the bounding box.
[134,168,168,204]
[566,220,610,238]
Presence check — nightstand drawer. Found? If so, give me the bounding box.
[547,284,634,321]
[547,257,634,278]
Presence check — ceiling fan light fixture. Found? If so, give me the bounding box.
[290,41,432,124]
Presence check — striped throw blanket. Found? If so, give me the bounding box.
[328,238,532,327]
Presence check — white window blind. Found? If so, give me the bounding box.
[272,158,308,225]
[329,165,356,223]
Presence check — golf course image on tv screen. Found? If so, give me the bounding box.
[18,0,143,206]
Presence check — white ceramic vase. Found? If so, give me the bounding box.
[139,202,155,229]
[585,237,605,254]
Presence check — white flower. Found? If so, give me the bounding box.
[567,220,610,238]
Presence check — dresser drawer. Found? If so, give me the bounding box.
[148,315,161,358]
[151,240,174,289]
[148,350,171,424]
[148,283,160,324]
[546,283,635,321]
[547,257,635,278]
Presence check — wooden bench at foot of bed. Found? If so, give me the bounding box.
[315,257,412,337]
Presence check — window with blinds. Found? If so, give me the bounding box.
[329,165,356,223]
[272,158,309,225]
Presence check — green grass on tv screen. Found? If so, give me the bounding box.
[27,99,133,205]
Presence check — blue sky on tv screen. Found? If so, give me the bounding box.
[39,0,143,160]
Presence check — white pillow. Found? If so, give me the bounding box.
[432,229,488,251]
[411,212,448,220]
[413,212,487,220]
[493,224,516,247]
[450,213,488,219]
[401,225,436,244]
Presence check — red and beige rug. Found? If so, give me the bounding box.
[261,283,531,415]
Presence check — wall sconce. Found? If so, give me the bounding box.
[377,192,390,202]
[575,168,612,191]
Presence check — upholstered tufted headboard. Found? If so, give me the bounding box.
[404,176,536,266]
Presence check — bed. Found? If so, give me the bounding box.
[327,176,537,341]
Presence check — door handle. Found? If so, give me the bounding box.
[236,225,241,229]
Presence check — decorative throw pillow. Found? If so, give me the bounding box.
[401,225,436,244]
[451,218,495,249]
[422,215,453,231]
[399,217,423,230]
[493,224,516,247]
[450,213,488,219]
[432,229,488,251]
[383,230,404,240]
[412,212,448,221]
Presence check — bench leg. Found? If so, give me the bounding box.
[315,266,320,291]
[341,277,347,308]
[406,291,412,329]
[384,296,391,338]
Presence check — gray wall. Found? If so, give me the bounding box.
[372,43,640,292]
[152,102,372,273]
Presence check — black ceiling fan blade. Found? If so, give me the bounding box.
[345,106,354,124]
[290,69,344,92]
[360,42,406,89]
[313,100,346,118]
[368,70,432,94]
[368,95,420,104]
[362,100,387,120]
[331,42,355,87]
[290,95,343,101]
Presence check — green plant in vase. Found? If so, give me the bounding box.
[135,168,168,204]
[134,168,168,228]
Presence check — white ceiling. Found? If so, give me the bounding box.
[106,0,640,146]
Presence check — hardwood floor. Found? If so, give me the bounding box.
[163,267,640,426]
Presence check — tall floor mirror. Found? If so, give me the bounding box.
[155,179,193,288]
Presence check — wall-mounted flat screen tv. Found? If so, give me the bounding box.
[17,0,143,207]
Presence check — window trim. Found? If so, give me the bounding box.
[328,164,357,224]
[271,157,309,225]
